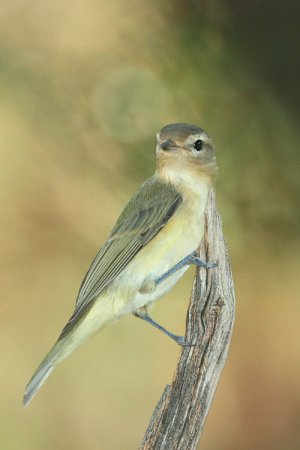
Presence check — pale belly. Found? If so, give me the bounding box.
[111,196,206,315]
[66,188,209,348]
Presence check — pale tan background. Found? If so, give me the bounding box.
[1,1,300,449]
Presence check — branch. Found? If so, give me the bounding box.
[140,189,236,450]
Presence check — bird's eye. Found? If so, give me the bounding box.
[194,139,203,151]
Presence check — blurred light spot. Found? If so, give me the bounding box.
[93,65,169,143]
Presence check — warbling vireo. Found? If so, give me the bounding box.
[23,123,218,406]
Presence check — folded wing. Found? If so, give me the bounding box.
[59,176,182,339]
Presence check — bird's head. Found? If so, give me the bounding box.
[156,123,217,190]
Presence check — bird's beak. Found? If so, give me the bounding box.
[159,139,178,151]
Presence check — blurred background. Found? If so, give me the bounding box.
[1,0,299,449]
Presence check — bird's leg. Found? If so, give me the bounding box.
[155,250,217,286]
[133,306,189,346]
[133,252,216,345]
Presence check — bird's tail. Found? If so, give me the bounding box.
[23,339,66,407]
[23,294,117,406]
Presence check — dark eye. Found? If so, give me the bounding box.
[194,139,203,151]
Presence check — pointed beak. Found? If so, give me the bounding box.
[159,139,177,151]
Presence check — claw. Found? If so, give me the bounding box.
[192,257,218,269]
[173,335,196,347]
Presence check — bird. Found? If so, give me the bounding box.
[23,122,218,406]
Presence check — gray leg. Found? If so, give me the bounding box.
[133,307,189,346]
[155,250,217,286]
[133,252,216,345]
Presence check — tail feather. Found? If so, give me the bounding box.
[23,296,112,406]
[23,364,54,406]
[23,340,65,407]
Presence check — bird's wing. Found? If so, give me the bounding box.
[59,176,182,339]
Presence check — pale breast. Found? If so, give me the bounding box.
[112,185,208,313]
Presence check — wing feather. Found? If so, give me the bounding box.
[59,176,182,338]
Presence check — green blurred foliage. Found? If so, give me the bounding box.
[0,1,299,450]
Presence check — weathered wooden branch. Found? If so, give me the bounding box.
[140,189,235,450]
